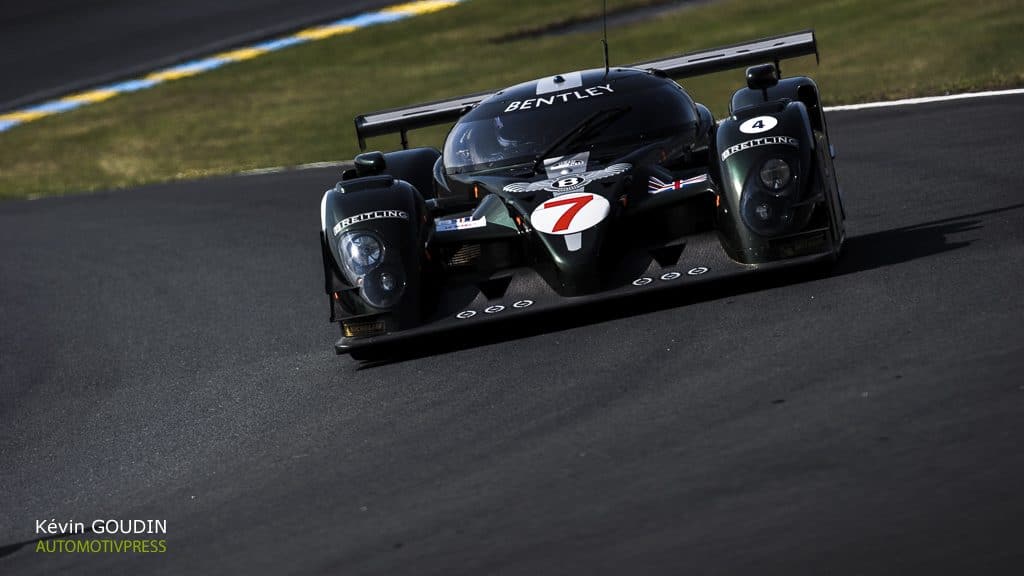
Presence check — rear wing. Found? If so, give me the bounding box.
[630,29,817,80]
[354,30,818,150]
[355,90,496,150]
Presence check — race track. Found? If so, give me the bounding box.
[0,0,397,111]
[1,95,1023,574]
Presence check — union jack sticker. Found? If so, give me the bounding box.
[647,173,709,194]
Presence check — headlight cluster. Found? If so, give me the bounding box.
[759,158,792,191]
[339,233,384,277]
[741,157,798,236]
[337,231,405,309]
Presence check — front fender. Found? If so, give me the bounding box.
[320,175,428,328]
[713,100,817,263]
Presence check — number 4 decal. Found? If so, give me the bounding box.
[529,192,611,236]
[739,115,778,134]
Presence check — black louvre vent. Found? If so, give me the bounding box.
[447,244,482,267]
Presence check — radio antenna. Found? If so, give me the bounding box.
[601,0,610,75]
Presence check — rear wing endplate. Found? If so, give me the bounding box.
[354,30,818,150]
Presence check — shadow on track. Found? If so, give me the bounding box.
[835,202,1024,275]
[353,203,1023,367]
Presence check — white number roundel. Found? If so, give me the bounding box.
[739,115,777,134]
[529,192,610,236]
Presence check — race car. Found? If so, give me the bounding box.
[319,30,845,356]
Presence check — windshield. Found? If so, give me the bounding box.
[443,79,697,175]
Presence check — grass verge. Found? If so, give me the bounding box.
[1,0,1022,199]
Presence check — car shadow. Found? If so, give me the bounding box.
[833,206,1014,276]
[354,202,1024,367]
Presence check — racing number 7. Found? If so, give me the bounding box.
[541,195,594,232]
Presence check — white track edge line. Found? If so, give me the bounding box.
[238,160,350,176]
[823,88,1024,111]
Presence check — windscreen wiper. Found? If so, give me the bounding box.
[530,106,631,175]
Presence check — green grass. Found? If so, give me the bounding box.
[1,0,1022,199]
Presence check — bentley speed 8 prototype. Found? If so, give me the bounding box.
[319,31,846,356]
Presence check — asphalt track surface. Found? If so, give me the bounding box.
[1,95,1023,574]
[0,0,396,111]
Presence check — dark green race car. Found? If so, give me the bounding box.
[319,30,845,357]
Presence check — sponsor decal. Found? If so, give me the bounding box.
[552,160,584,172]
[530,192,610,236]
[739,115,778,134]
[334,209,408,235]
[504,84,614,113]
[503,163,631,195]
[543,152,590,177]
[453,265,715,321]
[456,299,534,319]
[435,215,487,232]
[647,173,709,194]
[721,136,799,161]
[633,267,709,285]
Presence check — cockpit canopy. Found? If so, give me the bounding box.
[443,68,700,176]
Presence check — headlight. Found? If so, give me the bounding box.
[740,190,794,237]
[759,158,792,191]
[336,231,406,309]
[360,267,406,309]
[338,232,384,278]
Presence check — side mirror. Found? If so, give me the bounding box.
[354,151,387,176]
[746,63,780,93]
